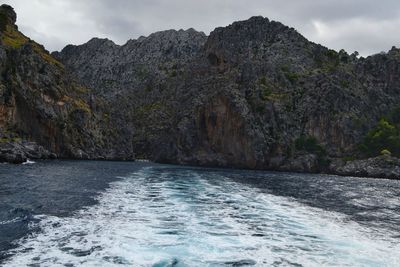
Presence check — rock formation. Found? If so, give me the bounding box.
[0,4,134,162]
[2,4,400,179]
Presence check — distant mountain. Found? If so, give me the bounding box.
[2,4,400,178]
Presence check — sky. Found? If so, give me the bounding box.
[1,0,399,56]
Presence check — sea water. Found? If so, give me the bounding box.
[0,161,399,266]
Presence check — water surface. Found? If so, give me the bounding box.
[0,161,399,266]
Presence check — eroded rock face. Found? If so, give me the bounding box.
[330,156,400,179]
[0,141,55,164]
[173,94,262,168]
[3,4,400,174]
[53,29,207,96]
[0,4,133,162]
[0,4,16,27]
[53,14,400,171]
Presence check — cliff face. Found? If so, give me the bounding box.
[2,4,400,172]
[54,15,400,171]
[0,5,135,161]
[53,28,209,162]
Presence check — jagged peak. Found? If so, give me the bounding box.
[204,15,315,67]
[126,28,204,43]
[122,28,206,48]
[210,15,298,39]
[86,37,117,46]
[74,37,119,50]
[147,28,204,37]
[0,4,30,49]
[206,15,310,52]
[363,45,400,61]
[57,37,119,55]
[388,46,400,56]
[243,15,270,23]
[0,4,17,31]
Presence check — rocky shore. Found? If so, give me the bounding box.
[1,139,398,180]
[264,153,400,179]
[329,156,400,180]
[0,140,136,164]
[1,4,400,180]
[0,141,55,164]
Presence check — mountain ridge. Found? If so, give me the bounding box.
[1,4,400,179]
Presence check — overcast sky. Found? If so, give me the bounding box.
[1,0,399,56]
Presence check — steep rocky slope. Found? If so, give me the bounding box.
[2,4,400,178]
[0,5,134,162]
[55,15,400,174]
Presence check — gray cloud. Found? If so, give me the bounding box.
[1,0,399,55]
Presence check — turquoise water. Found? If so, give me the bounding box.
[2,163,400,266]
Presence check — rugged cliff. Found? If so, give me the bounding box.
[0,5,134,162]
[55,15,400,175]
[2,4,400,178]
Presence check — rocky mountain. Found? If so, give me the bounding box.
[55,15,400,172]
[2,4,400,178]
[0,4,134,162]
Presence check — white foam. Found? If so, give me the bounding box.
[5,167,400,267]
[0,218,21,225]
[22,159,36,165]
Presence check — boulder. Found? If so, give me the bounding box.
[330,156,400,179]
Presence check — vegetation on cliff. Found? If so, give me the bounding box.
[0,4,126,162]
[0,5,62,67]
[360,113,400,158]
[2,3,400,178]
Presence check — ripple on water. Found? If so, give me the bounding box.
[4,167,400,266]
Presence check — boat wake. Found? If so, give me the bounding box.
[5,167,400,266]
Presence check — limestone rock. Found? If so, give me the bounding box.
[55,14,400,175]
[0,141,54,163]
[2,4,400,179]
[330,156,400,179]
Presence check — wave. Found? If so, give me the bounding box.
[22,159,36,165]
[4,167,400,266]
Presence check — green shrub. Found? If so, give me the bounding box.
[295,135,330,168]
[258,76,278,101]
[360,118,400,157]
[0,137,21,143]
[326,49,339,61]
[295,135,326,155]
[285,72,300,83]
[380,149,392,157]
[0,23,63,67]
[314,49,340,72]
[280,65,300,83]
[1,25,28,48]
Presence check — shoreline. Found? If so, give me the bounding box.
[3,155,399,181]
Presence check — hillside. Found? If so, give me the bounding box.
[0,4,134,162]
[55,15,400,175]
[1,4,400,178]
